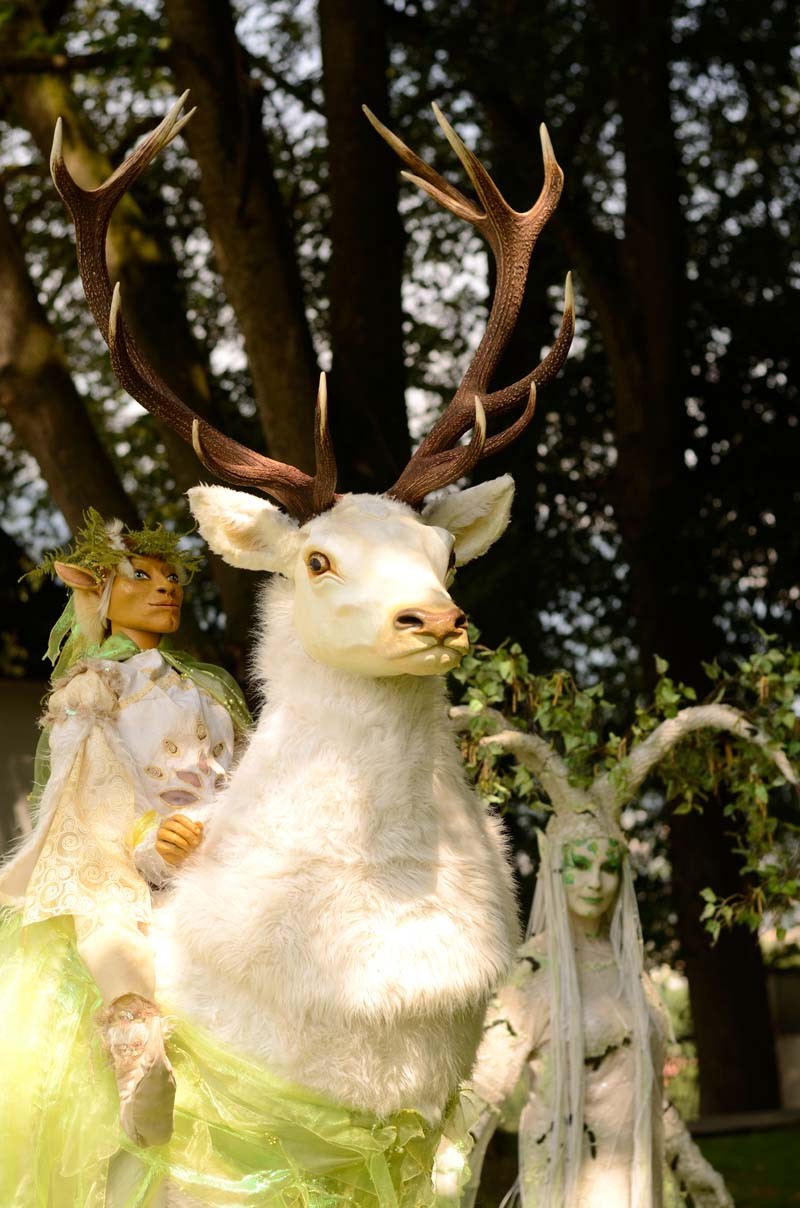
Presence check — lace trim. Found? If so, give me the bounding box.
[22,725,150,927]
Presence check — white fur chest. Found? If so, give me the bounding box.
[155,581,518,1121]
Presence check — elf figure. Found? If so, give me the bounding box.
[0,511,250,1152]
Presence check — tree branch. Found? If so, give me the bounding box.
[450,704,580,810]
[593,704,798,814]
[0,48,171,75]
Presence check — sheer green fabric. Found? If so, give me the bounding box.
[0,911,119,1208]
[0,909,441,1207]
[157,640,252,739]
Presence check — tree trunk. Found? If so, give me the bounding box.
[669,800,781,1111]
[594,0,780,1113]
[0,187,137,531]
[319,0,410,490]
[165,0,319,473]
[1,7,252,654]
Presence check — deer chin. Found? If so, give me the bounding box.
[395,643,466,677]
[296,630,466,679]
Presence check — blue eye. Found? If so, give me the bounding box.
[166,573,180,583]
[134,569,150,580]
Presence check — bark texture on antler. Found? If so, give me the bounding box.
[365,104,575,507]
[52,95,338,523]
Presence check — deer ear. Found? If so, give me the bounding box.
[54,561,102,593]
[423,475,515,565]
[187,486,302,576]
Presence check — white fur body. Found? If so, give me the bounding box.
[155,574,518,1122]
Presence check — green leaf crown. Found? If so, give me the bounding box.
[26,508,203,586]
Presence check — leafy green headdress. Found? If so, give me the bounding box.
[29,508,202,589]
[30,509,203,679]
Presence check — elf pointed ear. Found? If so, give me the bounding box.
[187,485,302,576]
[54,561,102,594]
[423,475,515,565]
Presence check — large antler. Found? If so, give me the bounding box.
[51,93,338,522]
[365,104,574,507]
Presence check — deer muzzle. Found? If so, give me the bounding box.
[393,605,468,646]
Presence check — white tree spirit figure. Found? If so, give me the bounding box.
[450,699,794,1207]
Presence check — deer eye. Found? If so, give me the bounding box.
[307,552,331,576]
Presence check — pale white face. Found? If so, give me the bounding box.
[561,836,622,922]
[188,478,515,679]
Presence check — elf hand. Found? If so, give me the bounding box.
[155,814,204,866]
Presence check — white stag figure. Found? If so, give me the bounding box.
[52,95,574,1204]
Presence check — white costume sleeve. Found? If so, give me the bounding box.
[0,663,155,1005]
[663,1100,734,1208]
[471,943,548,1112]
[454,944,549,1208]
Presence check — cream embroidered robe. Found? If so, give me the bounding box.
[0,649,236,1003]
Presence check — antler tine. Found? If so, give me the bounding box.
[480,273,574,417]
[480,381,538,460]
[362,105,482,225]
[429,103,518,247]
[108,284,334,522]
[389,398,487,507]
[414,123,568,457]
[50,93,194,340]
[190,421,319,517]
[424,271,574,450]
[312,372,338,513]
[388,386,538,509]
[376,107,573,506]
[56,97,338,523]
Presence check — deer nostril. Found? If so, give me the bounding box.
[393,606,468,638]
[395,611,425,630]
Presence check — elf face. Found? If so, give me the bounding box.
[106,556,183,644]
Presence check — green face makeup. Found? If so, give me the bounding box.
[561,837,622,885]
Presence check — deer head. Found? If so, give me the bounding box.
[187,477,514,677]
[52,94,574,678]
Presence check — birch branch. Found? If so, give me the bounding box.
[450,704,581,810]
[593,703,797,814]
[452,702,796,822]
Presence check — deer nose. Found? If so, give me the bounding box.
[393,606,468,642]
